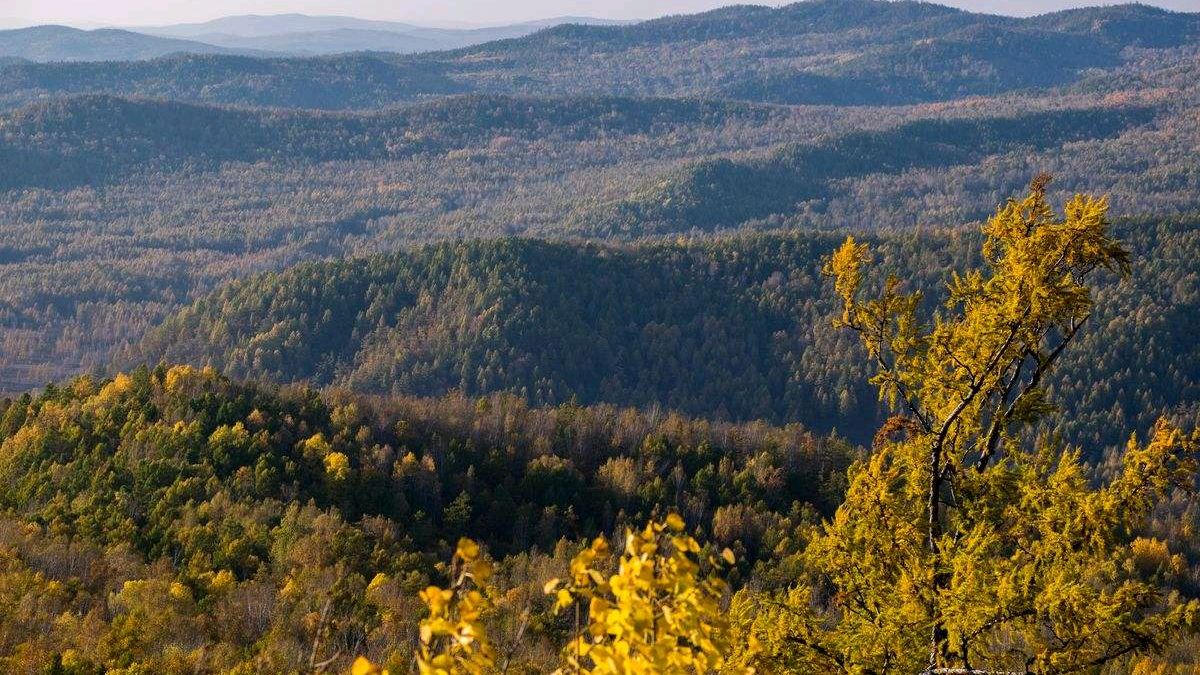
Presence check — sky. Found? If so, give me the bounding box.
[3,0,1197,29]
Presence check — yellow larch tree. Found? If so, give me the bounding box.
[736,177,1199,674]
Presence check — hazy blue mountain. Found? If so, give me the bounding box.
[188,28,447,55]
[135,14,430,38]
[0,15,635,63]
[0,25,262,62]
[133,14,633,55]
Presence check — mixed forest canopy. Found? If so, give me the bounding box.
[0,186,1197,673]
[0,363,853,673]
[0,0,1198,671]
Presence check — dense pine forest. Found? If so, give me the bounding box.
[1,0,1199,672]
[129,217,1200,452]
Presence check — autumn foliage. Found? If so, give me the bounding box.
[356,181,1199,674]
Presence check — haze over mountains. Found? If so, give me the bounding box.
[0,25,264,62]
[0,13,632,61]
[137,14,632,54]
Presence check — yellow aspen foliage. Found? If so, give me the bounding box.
[351,656,390,675]
[162,364,221,396]
[545,514,747,675]
[209,569,236,594]
[415,538,498,675]
[92,372,134,406]
[354,517,746,675]
[1129,657,1200,675]
[163,364,201,394]
[324,451,352,480]
[303,432,333,459]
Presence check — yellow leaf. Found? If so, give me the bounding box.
[556,588,574,609]
[456,538,480,561]
[670,512,689,531]
[351,656,378,675]
[469,559,492,582]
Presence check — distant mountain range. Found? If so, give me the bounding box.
[136,14,442,38]
[144,18,631,57]
[134,13,629,40]
[0,0,1195,109]
[0,14,632,62]
[0,25,264,62]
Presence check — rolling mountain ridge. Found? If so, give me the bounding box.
[0,14,637,61]
[0,25,267,61]
[0,0,1195,108]
[135,14,634,56]
[0,93,780,189]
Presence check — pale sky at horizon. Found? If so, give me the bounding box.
[4,0,1197,29]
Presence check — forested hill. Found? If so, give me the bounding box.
[0,93,1170,209]
[572,105,1156,236]
[464,1,1195,102]
[130,219,1200,451]
[0,94,779,190]
[0,53,466,111]
[1,0,1196,110]
[0,365,853,672]
[1028,3,1200,46]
